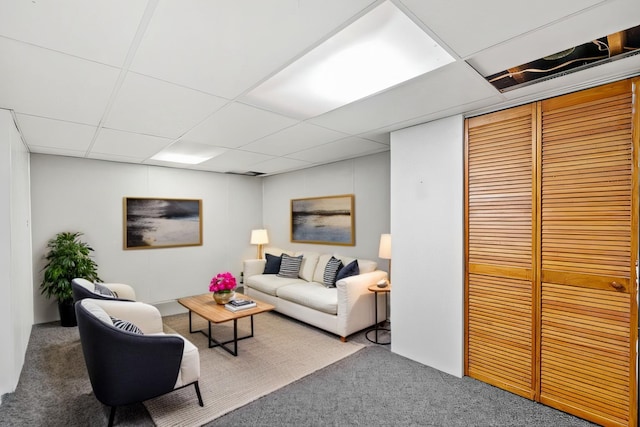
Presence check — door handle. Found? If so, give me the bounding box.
[610,281,625,291]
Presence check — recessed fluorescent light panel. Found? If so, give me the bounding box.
[150,141,225,165]
[243,1,454,119]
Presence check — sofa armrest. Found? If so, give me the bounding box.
[336,270,388,304]
[335,270,388,337]
[89,300,165,334]
[103,283,136,301]
[244,259,266,279]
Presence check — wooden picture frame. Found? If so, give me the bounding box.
[291,194,355,246]
[123,197,202,250]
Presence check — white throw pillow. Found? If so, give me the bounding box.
[313,254,333,283]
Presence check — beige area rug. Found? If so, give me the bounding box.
[144,311,364,427]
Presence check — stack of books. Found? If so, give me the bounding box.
[224,298,257,312]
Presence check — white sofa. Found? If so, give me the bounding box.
[243,248,388,341]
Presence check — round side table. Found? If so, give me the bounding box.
[365,283,391,345]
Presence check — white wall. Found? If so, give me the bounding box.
[0,109,33,399]
[262,152,390,262]
[390,115,464,377]
[30,155,263,323]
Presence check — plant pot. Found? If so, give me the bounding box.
[58,300,77,327]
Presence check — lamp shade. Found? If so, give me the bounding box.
[378,233,391,259]
[250,229,269,245]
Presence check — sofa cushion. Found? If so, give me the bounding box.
[263,253,282,274]
[323,256,343,288]
[336,259,360,282]
[247,274,306,296]
[276,282,338,315]
[265,247,293,257]
[295,251,319,281]
[278,254,303,278]
[110,316,143,334]
[312,254,333,283]
[357,259,377,274]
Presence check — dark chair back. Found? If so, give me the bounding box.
[75,300,184,406]
[71,279,132,303]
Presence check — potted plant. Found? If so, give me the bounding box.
[40,231,101,326]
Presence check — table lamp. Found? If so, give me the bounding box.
[250,229,269,259]
[379,233,391,283]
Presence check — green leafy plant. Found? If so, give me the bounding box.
[40,231,100,304]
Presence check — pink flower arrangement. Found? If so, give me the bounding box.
[209,272,237,293]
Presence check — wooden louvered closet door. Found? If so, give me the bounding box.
[539,80,638,427]
[466,78,639,427]
[465,104,537,399]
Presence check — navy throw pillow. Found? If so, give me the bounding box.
[263,253,282,274]
[335,260,360,282]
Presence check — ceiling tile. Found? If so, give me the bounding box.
[91,128,173,160]
[195,148,272,173]
[242,123,348,156]
[400,0,606,58]
[309,61,499,134]
[105,72,228,139]
[468,0,640,76]
[0,38,120,124]
[251,157,314,174]
[287,136,387,163]
[0,0,147,66]
[15,114,96,151]
[182,102,299,148]
[26,145,88,158]
[130,0,377,98]
[358,131,391,144]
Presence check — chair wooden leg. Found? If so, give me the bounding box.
[194,381,204,407]
[108,406,116,427]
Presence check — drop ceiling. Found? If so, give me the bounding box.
[1,0,639,176]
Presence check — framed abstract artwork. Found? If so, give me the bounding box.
[290,194,355,246]
[123,197,202,249]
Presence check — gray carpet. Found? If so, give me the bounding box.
[208,345,595,427]
[0,315,595,427]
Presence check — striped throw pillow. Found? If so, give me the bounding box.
[94,282,116,298]
[277,254,303,278]
[110,316,143,334]
[323,256,343,288]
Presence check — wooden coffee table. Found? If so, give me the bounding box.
[177,292,274,356]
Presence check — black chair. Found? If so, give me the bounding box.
[75,299,203,426]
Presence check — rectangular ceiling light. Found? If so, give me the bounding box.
[150,140,225,165]
[243,1,454,119]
